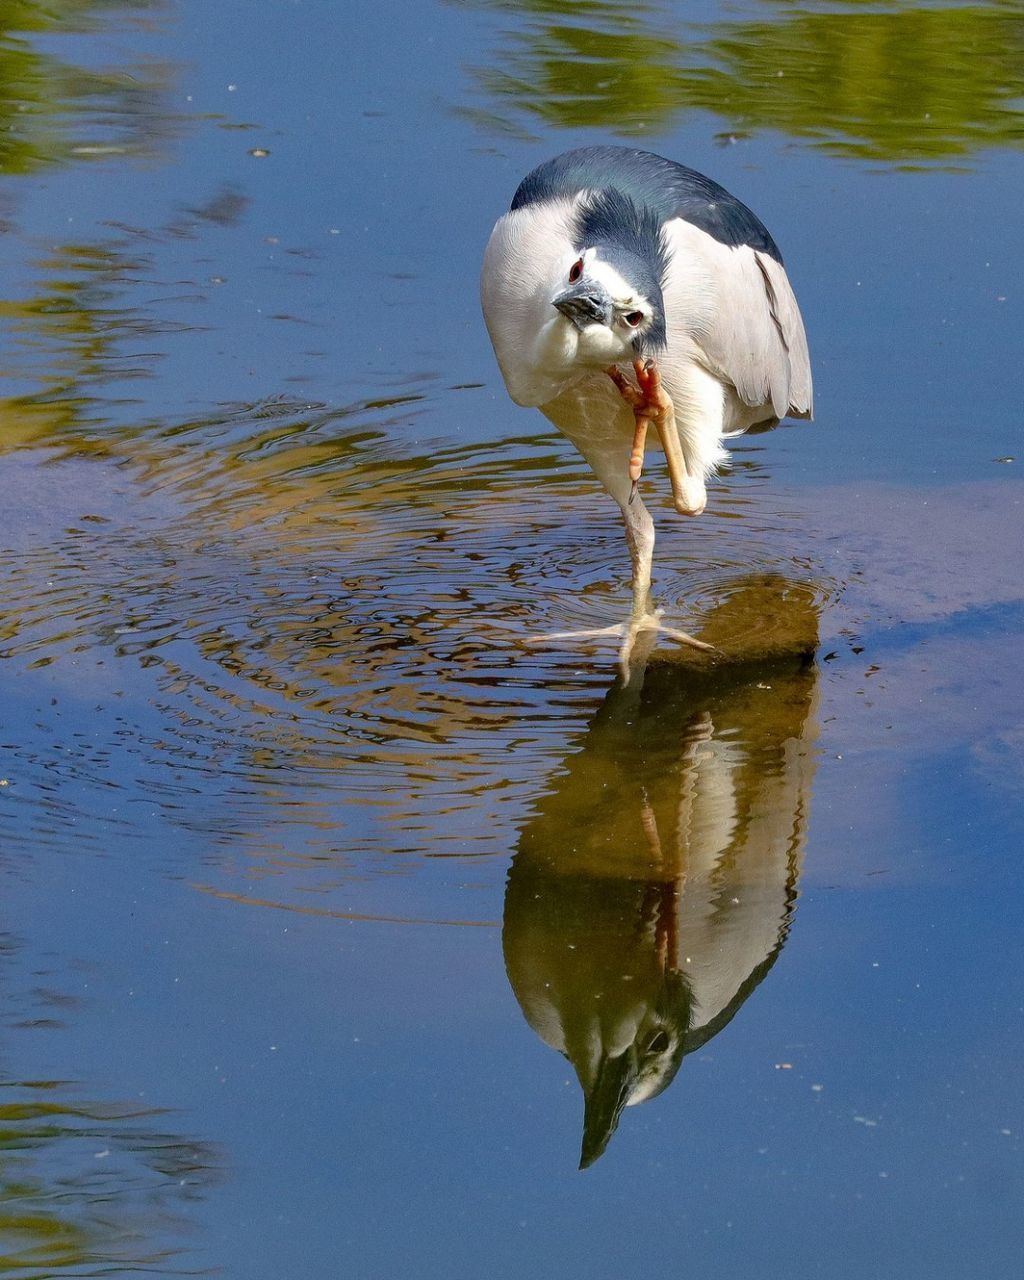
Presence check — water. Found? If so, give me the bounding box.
[0,0,1022,1274]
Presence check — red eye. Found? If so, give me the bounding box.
[625,311,644,327]
[568,258,583,283]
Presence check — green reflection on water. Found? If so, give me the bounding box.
[0,941,220,1276]
[0,0,173,176]
[0,197,245,453]
[506,583,819,1165]
[456,0,1024,164]
[0,238,161,451]
[0,1090,219,1273]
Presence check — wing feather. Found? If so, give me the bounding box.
[663,218,813,425]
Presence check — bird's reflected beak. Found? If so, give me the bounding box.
[553,280,614,330]
[579,1048,638,1169]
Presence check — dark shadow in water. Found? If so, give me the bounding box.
[503,575,819,1166]
[453,0,1024,165]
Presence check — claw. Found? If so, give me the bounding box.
[657,625,717,654]
[609,359,705,515]
[522,608,716,681]
[628,412,649,496]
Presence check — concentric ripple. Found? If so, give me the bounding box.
[0,402,844,912]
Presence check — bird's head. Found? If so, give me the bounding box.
[577,972,691,1169]
[551,246,665,368]
[550,190,668,370]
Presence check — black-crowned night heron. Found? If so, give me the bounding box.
[481,146,812,672]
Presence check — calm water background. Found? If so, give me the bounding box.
[0,0,1022,1274]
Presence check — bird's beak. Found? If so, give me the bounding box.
[553,280,614,330]
[579,1048,638,1169]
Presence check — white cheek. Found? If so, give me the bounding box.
[577,324,634,365]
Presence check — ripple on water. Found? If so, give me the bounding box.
[0,405,844,900]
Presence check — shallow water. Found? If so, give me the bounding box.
[0,1,1022,1275]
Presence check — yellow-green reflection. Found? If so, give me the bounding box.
[0,1086,220,1273]
[0,939,220,1274]
[455,0,1024,163]
[0,1,173,175]
[0,200,239,456]
[504,577,819,1166]
[454,0,689,138]
[0,240,162,452]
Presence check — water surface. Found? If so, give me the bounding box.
[0,1,1022,1275]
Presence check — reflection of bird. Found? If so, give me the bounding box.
[481,146,812,671]
[503,577,819,1166]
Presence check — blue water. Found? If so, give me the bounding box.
[0,1,1021,1275]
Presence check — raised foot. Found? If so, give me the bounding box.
[524,608,716,680]
[606,358,706,516]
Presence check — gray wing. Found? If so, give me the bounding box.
[664,218,813,423]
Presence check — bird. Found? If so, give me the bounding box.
[480,145,813,674]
